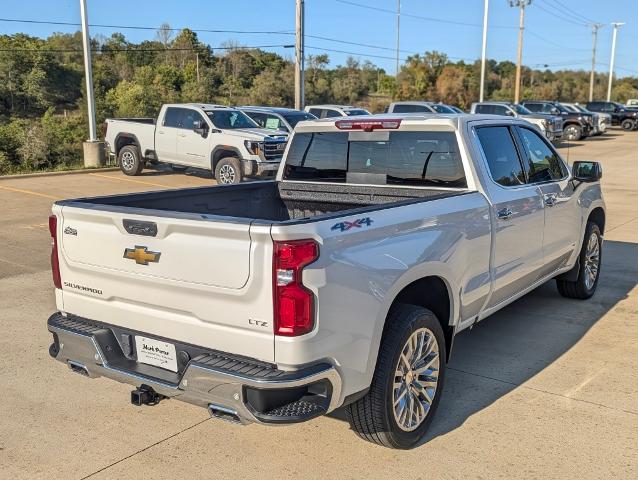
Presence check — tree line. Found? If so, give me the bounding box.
[1,27,637,174]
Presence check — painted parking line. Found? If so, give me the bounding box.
[89,173,170,188]
[0,184,57,200]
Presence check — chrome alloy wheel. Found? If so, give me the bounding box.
[392,327,440,432]
[218,164,236,184]
[584,232,600,290]
[121,151,135,171]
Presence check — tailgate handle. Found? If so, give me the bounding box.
[123,219,158,237]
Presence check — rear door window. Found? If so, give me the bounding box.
[284,131,466,187]
[515,127,566,183]
[475,126,525,187]
[492,105,510,116]
[474,104,494,114]
[163,107,183,128]
[325,109,342,118]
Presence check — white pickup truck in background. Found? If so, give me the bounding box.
[49,113,605,449]
[104,104,288,184]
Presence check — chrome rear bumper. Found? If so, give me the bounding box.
[48,313,341,425]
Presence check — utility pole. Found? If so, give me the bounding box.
[80,0,97,142]
[479,0,489,102]
[294,0,305,110]
[510,0,531,104]
[395,0,401,76]
[589,23,603,102]
[79,0,103,167]
[607,22,624,102]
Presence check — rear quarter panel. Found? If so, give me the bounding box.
[272,192,492,400]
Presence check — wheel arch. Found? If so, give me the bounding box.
[588,206,606,234]
[114,133,140,156]
[211,145,243,173]
[370,270,458,374]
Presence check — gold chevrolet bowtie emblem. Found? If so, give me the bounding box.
[123,246,161,265]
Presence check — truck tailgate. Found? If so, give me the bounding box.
[55,205,275,362]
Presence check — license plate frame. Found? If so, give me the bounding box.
[135,336,178,372]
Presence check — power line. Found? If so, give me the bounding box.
[534,1,588,27]
[334,0,515,29]
[0,16,424,59]
[526,29,590,51]
[0,17,292,35]
[0,45,294,53]
[546,0,596,25]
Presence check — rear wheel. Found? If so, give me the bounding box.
[346,304,446,449]
[214,157,242,185]
[621,119,635,131]
[563,124,583,141]
[118,145,143,176]
[557,222,602,299]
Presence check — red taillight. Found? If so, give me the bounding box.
[49,215,62,289]
[273,240,319,337]
[335,118,402,132]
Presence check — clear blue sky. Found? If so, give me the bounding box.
[2,0,637,77]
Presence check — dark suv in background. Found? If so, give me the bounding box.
[586,101,638,130]
[522,101,594,141]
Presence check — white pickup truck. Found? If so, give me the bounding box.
[104,104,288,184]
[48,114,605,449]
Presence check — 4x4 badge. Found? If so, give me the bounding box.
[123,246,161,265]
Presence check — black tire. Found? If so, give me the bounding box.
[214,157,242,185]
[563,124,583,141]
[118,145,143,176]
[556,222,602,299]
[621,119,635,131]
[346,304,446,449]
[170,164,188,172]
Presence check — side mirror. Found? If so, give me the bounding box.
[193,120,208,137]
[572,161,602,183]
[505,110,515,116]
[551,107,560,115]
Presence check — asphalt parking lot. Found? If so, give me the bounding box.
[1,131,637,479]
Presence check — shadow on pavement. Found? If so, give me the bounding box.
[329,240,637,443]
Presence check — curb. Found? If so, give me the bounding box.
[0,167,120,181]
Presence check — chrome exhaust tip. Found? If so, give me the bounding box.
[208,403,242,424]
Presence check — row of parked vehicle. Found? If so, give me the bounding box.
[103,99,637,184]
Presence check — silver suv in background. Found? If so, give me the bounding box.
[387,101,458,114]
[471,101,563,143]
[304,104,371,118]
[239,107,317,133]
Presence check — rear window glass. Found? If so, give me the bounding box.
[344,109,370,116]
[283,131,466,187]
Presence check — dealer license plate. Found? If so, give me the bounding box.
[135,336,178,372]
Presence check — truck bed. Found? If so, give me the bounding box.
[65,181,467,224]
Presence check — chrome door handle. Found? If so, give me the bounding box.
[497,208,513,220]
[544,194,557,207]
[158,130,165,134]
[178,133,187,138]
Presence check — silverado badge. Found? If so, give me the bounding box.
[123,246,161,265]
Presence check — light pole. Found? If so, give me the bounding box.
[79,0,103,167]
[294,0,305,110]
[510,0,531,104]
[589,23,603,102]
[607,22,624,102]
[479,0,489,102]
[396,0,401,76]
